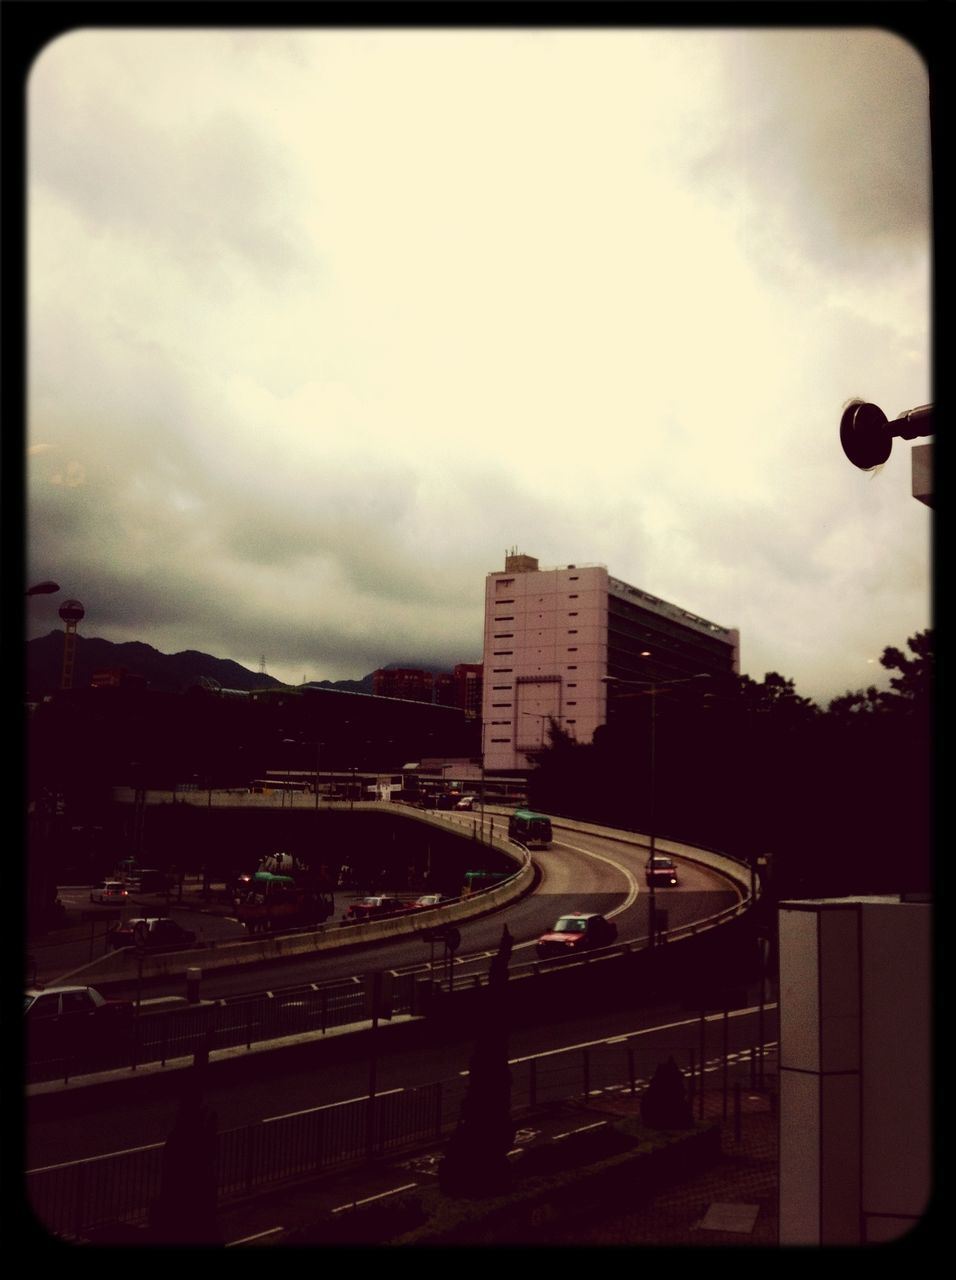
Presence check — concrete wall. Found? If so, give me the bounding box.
[778,897,931,1245]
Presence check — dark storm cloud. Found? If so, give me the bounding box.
[31,78,306,290]
[689,30,930,267]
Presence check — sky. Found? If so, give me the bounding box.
[25,25,933,707]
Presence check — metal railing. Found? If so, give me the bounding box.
[26,974,418,1085]
[27,1036,778,1241]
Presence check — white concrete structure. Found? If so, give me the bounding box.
[481,552,739,772]
[778,896,932,1245]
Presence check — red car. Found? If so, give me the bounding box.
[345,896,407,922]
[536,912,618,959]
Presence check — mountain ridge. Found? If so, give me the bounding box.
[26,633,457,697]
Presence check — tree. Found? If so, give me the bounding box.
[880,629,933,709]
[438,926,516,1197]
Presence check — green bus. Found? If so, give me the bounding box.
[508,809,553,850]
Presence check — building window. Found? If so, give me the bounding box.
[494,633,514,640]
[496,579,514,589]
[568,665,577,670]
[496,598,514,604]
[568,682,577,688]
[492,702,513,708]
[567,701,577,706]
[494,616,514,622]
[568,611,578,616]
[492,684,512,690]
[566,719,576,725]
[569,576,579,581]
[490,737,510,743]
[569,594,578,599]
[492,668,513,673]
[493,650,513,656]
[568,630,578,635]
[567,647,578,652]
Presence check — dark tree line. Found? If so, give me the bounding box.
[527,630,933,901]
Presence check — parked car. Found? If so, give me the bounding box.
[106,917,198,952]
[345,896,407,922]
[455,796,477,811]
[535,912,618,958]
[90,880,129,905]
[645,855,680,888]
[25,984,134,1056]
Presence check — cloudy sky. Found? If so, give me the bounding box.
[26,26,933,706]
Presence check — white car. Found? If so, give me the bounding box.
[25,985,134,1054]
[90,880,129,905]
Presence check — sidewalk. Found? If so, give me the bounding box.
[204,1086,779,1248]
[527,1088,778,1247]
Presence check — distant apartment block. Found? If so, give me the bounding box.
[373,663,483,718]
[481,552,739,773]
[372,668,434,703]
[453,663,483,720]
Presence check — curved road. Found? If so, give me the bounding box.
[27,817,748,1173]
[54,818,739,1002]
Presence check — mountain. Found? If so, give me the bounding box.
[303,675,374,695]
[26,632,287,696]
[26,635,460,698]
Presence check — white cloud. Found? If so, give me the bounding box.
[26,28,932,702]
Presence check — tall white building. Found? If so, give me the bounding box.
[481,552,739,773]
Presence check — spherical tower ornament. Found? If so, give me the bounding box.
[58,599,85,625]
[58,599,85,690]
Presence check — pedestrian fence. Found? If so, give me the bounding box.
[27,1036,778,1241]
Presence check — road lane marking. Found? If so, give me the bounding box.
[332,1182,418,1213]
[227,1226,285,1245]
[550,838,641,916]
[554,1121,607,1140]
[266,1086,404,1123]
[507,1004,779,1065]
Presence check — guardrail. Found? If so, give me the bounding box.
[26,975,421,1087]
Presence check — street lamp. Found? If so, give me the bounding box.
[517,709,558,753]
[602,670,709,947]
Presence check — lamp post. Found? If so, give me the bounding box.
[602,669,708,947]
[517,709,556,751]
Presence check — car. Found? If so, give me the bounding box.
[105,917,198,952]
[535,911,618,958]
[455,796,476,811]
[25,984,134,1055]
[90,880,129,905]
[405,893,447,911]
[345,896,407,922]
[645,855,680,888]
